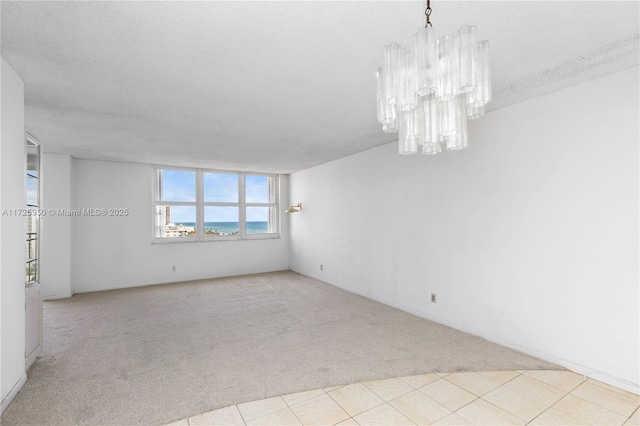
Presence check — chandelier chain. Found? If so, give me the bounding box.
[425,0,432,28]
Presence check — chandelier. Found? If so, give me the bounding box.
[376,0,491,155]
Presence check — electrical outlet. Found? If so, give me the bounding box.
[320,264,323,271]
[172,266,176,272]
[431,293,437,303]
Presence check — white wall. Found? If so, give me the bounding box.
[41,153,72,299]
[71,159,289,292]
[1,57,27,412]
[289,67,639,393]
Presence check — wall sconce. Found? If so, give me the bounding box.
[285,202,302,213]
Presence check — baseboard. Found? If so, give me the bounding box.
[43,292,74,300]
[408,308,640,395]
[25,344,41,371]
[72,269,290,294]
[1,374,26,415]
[310,274,640,396]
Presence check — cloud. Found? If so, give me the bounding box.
[204,172,238,202]
[245,175,269,203]
[159,170,272,224]
[161,170,196,202]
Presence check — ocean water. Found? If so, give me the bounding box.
[176,221,269,234]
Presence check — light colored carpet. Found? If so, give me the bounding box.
[2,271,560,425]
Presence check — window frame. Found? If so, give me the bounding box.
[152,166,280,243]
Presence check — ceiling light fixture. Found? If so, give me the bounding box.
[376,0,492,155]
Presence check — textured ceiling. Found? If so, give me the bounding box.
[1,1,638,173]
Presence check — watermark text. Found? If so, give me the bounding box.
[2,208,129,217]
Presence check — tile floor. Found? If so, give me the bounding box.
[166,370,639,425]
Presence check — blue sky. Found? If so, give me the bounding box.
[167,205,196,223]
[204,173,238,202]
[27,175,38,206]
[161,170,196,202]
[245,175,270,203]
[161,170,270,222]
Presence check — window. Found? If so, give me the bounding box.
[203,172,239,236]
[153,167,279,241]
[245,174,278,235]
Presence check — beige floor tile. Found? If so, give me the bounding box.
[503,375,566,406]
[363,377,414,401]
[456,399,524,425]
[524,370,585,392]
[246,407,301,426]
[444,372,501,397]
[335,418,359,426]
[553,394,628,425]
[164,419,189,426]
[328,383,385,417]
[237,396,287,422]
[572,380,640,418]
[399,373,440,389]
[528,408,585,425]
[625,408,640,425]
[431,413,472,425]
[189,405,244,425]
[353,404,414,426]
[389,389,451,425]
[174,370,640,426]
[590,380,640,398]
[476,371,520,385]
[418,379,477,411]
[282,389,326,407]
[289,393,350,425]
[482,383,550,422]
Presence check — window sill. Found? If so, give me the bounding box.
[151,234,280,244]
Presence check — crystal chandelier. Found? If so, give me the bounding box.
[376,0,491,155]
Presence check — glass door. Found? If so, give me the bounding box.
[25,133,42,369]
[26,140,39,286]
